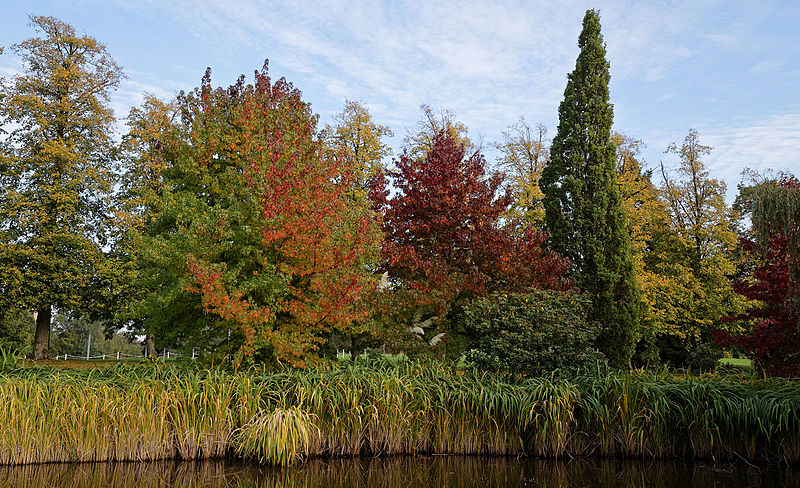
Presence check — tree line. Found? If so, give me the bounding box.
[1,12,798,374]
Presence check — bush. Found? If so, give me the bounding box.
[460,291,606,376]
[654,334,723,372]
[0,309,33,355]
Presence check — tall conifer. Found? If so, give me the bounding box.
[540,9,640,367]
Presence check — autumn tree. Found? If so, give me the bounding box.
[656,129,747,365]
[324,99,392,196]
[613,133,667,360]
[371,131,572,349]
[715,176,800,376]
[539,10,640,367]
[0,16,123,359]
[750,174,800,311]
[496,117,549,224]
[403,104,474,161]
[611,132,723,367]
[128,63,381,366]
[116,95,179,358]
[614,133,664,255]
[660,129,738,268]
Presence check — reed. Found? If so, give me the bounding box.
[0,358,798,466]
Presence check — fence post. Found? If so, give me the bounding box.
[166,351,170,360]
[192,349,196,360]
[86,334,92,360]
[117,351,120,360]
[102,354,106,360]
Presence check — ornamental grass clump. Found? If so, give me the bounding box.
[234,407,319,466]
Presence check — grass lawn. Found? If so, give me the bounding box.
[718,357,753,368]
[20,358,185,370]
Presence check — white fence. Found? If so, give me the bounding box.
[54,349,198,361]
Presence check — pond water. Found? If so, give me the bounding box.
[0,456,796,487]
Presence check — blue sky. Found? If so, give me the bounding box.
[2,1,799,200]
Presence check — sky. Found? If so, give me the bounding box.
[2,0,799,201]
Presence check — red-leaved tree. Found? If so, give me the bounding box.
[715,177,800,376]
[370,132,572,321]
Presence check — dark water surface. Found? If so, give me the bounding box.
[1,456,797,487]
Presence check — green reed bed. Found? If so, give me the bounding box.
[0,360,798,466]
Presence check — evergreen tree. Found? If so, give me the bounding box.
[540,9,640,367]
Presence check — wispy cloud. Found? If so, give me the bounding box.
[4,0,795,198]
[105,0,721,148]
[749,60,783,73]
[703,33,738,45]
[702,111,800,195]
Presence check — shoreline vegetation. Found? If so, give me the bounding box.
[1,360,797,467]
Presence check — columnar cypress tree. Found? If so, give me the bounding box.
[540,9,640,367]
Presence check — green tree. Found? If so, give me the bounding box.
[0,16,123,359]
[127,65,381,366]
[539,9,640,367]
[0,309,34,354]
[48,313,141,359]
[115,95,179,358]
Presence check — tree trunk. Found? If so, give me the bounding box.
[33,307,52,360]
[145,335,157,359]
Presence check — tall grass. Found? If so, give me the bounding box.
[0,359,798,466]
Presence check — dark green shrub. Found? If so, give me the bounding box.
[654,334,723,371]
[461,290,606,376]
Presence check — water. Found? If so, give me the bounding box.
[1,456,796,487]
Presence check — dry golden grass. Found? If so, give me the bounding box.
[0,359,798,466]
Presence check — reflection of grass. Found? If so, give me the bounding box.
[0,457,793,488]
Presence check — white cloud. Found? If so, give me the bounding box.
[703,33,738,45]
[41,0,793,194]
[702,111,800,196]
[106,1,700,117]
[749,60,783,73]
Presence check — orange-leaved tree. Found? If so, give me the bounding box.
[131,63,381,366]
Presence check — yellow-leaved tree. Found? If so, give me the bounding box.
[0,16,123,359]
[655,130,749,366]
[496,117,549,225]
[617,129,748,367]
[324,100,393,202]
